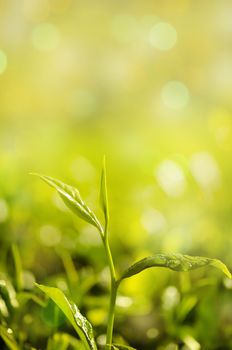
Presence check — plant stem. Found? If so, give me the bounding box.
[104,236,116,281]
[100,221,118,350]
[105,280,118,349]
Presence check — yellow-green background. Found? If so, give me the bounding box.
[0,1,232,349]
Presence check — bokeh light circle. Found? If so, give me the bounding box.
[161,81,190,109]
[149,22,177,50]
[31,23,60,51]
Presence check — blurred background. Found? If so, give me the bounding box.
[0,0,232,349]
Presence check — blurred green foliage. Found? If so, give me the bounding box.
[0,0,232,349]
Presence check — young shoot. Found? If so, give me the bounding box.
[32,159,231,350]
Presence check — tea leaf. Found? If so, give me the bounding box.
[36,283,97,350]
[209,259,231,278]
[31,174,103,234]
[120,253,231,281]
[100,156,109,226]
[0,325,19,350]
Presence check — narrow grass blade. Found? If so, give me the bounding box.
[100,156,109,227]
[17,291,46,307]
[31,173,103,234]
[120,253,231,281]
[56,248,79,286]
[0,325,19,350]
[36,283,97,350]
[111,344,137,350]
[0,295,9,317]
[11,244,23,291]
[0,279,19,309]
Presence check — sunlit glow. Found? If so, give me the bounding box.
[162,286,180,310]
[208,108,232,148]
[111,14,138,43]
[149,22,177,50]
[224,277,232,289]
[155,160,186,197]
[50,0,72,13]
[161,81,190,110]
[23,0,50,22]
[22,271,35,290]
[67,89,97,119]
[0,299,8,318]
[140,15,159,35]
[87,308,106,326]
[56,278,68,292]
[146,327,159,339]
[141,208,167,234]
[97,334,106,346]
[140,15,160,43]
[162,227,186,253]
[23,314,33,325]
[190,152,221,191]
[70,156,96,183]
[0,198,9,222]
[39,224,62,246]
[183,335,200,350]
[0,50,7,74]
[116,295,133,308]
[31,23,60,51]
[79,226,101,246]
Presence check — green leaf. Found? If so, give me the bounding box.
[36,283,97,350]
[100,156,109,226]
[0,325,19,350]
[120,253,231,281]
[31,173,103,234]
[0,279,19,310]
[0,295,9,317]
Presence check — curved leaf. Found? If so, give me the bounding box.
[32,174,103,234]
[0,279,19,310]
[100,156,109,226]
[120,253,231,281]
[36,283,97,350]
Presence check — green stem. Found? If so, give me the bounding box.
[100,221,118,350]
[104,237,116,281]
[105,280,118,349]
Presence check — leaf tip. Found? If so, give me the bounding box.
[29,172,44,179]
[210,259,232,279]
